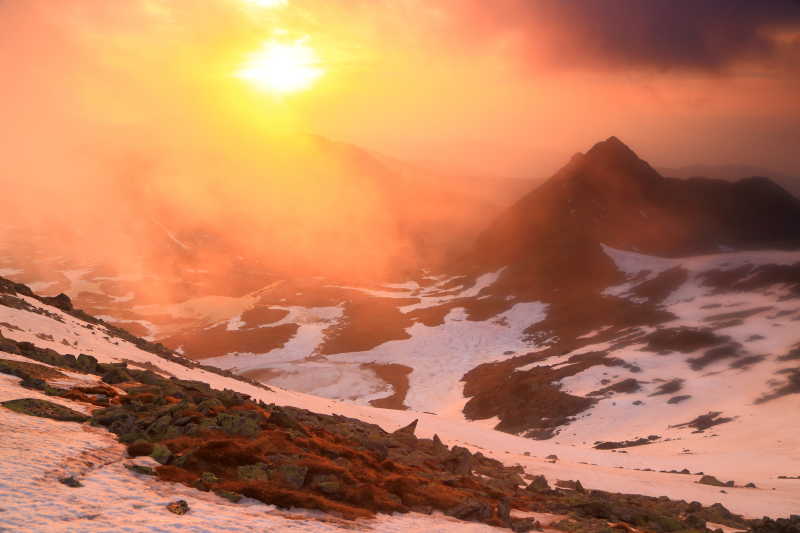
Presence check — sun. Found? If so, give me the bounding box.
[246,0,288,6]
[237,39,324,94]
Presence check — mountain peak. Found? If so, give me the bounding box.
[565,136,662,187]
[585,136,639,162]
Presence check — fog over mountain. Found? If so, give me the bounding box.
[2,2,800,532]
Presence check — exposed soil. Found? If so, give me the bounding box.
[107,321,151,338]
[0,358,66,379]
[630,268,689,303]
[361,363,412,410]
[2,398,88,422]
[779,346,800,361]
[756,368,800,404]
[643,327,727,355]
[240,306,291,327]
[670,412,735,433]
[318,297,414,355]
[729,355,766,369]
[161,323,299,360]
[703,307,774,323]
[649,379,684,397]
[462,352,637,438]
[594,435,660,450]
[688,344,743,371]
[701,264,800,297]
[667,395,691,404]
[241,367,284,383]
[588,378,641,397]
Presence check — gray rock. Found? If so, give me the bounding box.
[525,474,550,492]
[59,476,82,488]
[166,500,189,515]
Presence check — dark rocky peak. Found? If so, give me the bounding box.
[469,137,800,272]
[585,136,637,161]
[562,136,662,193]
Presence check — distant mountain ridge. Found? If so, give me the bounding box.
[2,137,799,459]
[472,136,800,269]
[660,163,800,200]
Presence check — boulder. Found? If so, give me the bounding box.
[59,476,82,488]
[150,444,172,465]
[447,499,492,522]
[126,464,156,476]
[511,518,542,532]
[101,367,132,385]
[555,479,585,493]
[237,463,270,482]
[268,406,309,435]
[432,434,448,455]
[276,464,308,490]
[2,398,89,423]
[698,475,726,487]
[75,354,98,373]
[445,446,474,475]
[166,500,189,515]
[214,490,242,503]
[525,475,550,492]
[310,474,342,496]
[200,472,219,485]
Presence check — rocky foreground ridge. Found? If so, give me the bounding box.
[2,276,799,532]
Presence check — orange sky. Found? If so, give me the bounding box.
[1,0,798,180]
[0,0,799,284]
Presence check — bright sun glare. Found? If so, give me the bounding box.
[237,39,324,94]
[245,0,288,7]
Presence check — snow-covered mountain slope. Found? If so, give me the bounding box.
[2,275,800,530]
[2,141,799,440]
[1,139,798,488]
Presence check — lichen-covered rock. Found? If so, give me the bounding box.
[126,464,156,476]
[267,406,308,435]
[390,419,418,446]
[698,475,726,487]
[150,443,172,465]
[431,434,448,455]
[200,472,219,485]
[309,474,342,495]
[555,479,585,493]
[444,445,473,475]
[216,412,262,437]
[166,500,189,515]
[214,490,242,503]
[75,354,98,373]
[446,499,492,522]
[511,518,542,532]
[145,415,174,440]
[526,474,550,492]
[101,366,132,385]
[127,440,155,457]
[751,514,800,533]
[275,463,308,490]
[2,398,88,423]
[197,398,225,415]
[59,476,82,488]
[237,463,270,481]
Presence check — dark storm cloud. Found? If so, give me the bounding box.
[444,0,800,71]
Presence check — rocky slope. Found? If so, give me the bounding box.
[8,275,797,531]
[1,138,798,452]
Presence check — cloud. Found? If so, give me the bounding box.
[434,0,800,72]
